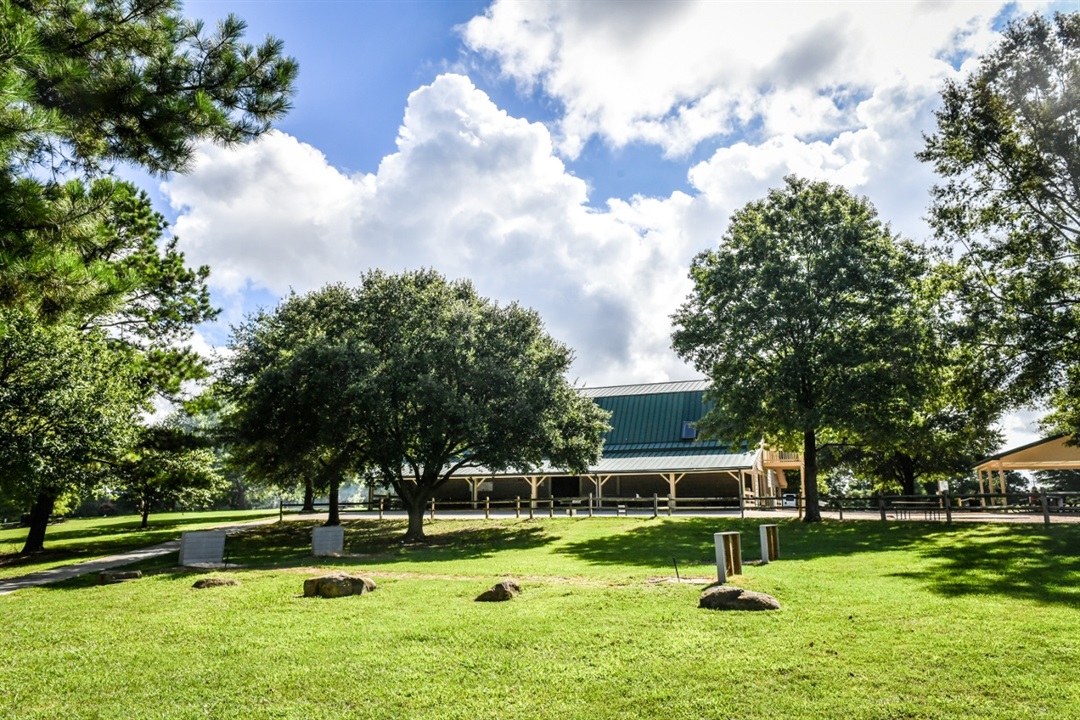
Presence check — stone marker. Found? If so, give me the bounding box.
[476,579,521,602]
[312,525,344,556]
[178,530,226,566]
[699,585,780,611]
[192,577,240,589]
[714,531,742,583]
[99,570,142,585]
[303,573,376,598]
[760,524,780,564]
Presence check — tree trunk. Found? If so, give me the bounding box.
[403,494,427,542]
[140,502,150,529]
[301,478,315,513]
[899,454,916,496]
[20,491,56,554]
[325,475,341,527]
[802,429,822,522]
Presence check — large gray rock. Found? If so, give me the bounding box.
[476,579,521,602]
[303,573,376,598]
[192,577,240,589]
[699,585,780,611]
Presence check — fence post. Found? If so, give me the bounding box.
[529,500,534,520]
[667,494,673,517]
[516,496,521,519]
[548,499,554,519]
[379,498,384,521]
[652,493,659,518]
[739,490,745,519]
[429,499,435,520]
[943,491,952,523]
[1040,488,1050,526]
[879,494,887,522]
[278,496,283,523]
[588,493,594,518]
[837,493,844,522]
[485,497,490,520]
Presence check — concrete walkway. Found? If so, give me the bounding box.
[0,518,278,596]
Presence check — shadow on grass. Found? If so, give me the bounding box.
[214,519,557,569]
[555,517,1080,607]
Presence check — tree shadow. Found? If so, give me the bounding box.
[196,519,557,569]
[555,517,1080,607]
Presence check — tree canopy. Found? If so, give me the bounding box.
[223,270,610,540]
[0,308,145,551]
[0,0,297,320]
[672,176,931,521]
[919,11,1080,437]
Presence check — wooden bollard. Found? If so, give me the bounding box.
[515,496,521,519]
[588,493,594,518]
[652,493,659,518]
[484,496,490,520]
[378,498,384,521]
[548,499,554,519]
[759,524,779,563]
[429,499,435,520]
[714,532,742,583]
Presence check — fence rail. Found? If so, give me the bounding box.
[281,489,1080,525]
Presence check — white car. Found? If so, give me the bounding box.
[781,493,798,508]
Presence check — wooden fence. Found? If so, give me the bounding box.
[282,490,1080,525]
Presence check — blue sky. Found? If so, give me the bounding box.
[165,0,1069,447]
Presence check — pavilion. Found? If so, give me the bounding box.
[434,380,804,504]
[973,434,1080,495]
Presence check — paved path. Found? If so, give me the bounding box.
[0,518,277,596]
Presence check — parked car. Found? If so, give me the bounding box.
[781,493,798,508]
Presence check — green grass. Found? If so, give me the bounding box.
[2,516,1079,719]
[0,509,277,580]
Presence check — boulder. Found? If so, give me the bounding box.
[192,577,240,589]
[476,579,521,602]
[303,573,376,598]
[99,570,142,585]
[699,585,780,611]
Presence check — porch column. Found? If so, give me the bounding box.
[525,475,544,509]
[977,468,987,507]
[998,464,1008,506]
[661,473,686,498]
[586,474,613,501]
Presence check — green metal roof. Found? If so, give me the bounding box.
[583,380,743,456]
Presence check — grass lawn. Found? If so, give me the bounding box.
[1,516,1078,719]
[0,509,277,580]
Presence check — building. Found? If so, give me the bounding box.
[434,380,804,505]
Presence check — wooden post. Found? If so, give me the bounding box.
[379,498,384,521]
[1040,488,1050,526]
[484,497,490,520]
[739,488,745,519]
[515,496,521,519]
[837,493,844,522]
[797,493,803,520]
[588,493,594,518]
[548,499,554,519]
[879,494,887,522]
[429,499,435,520]
[667,494,673,517]
[529,500,534,520]
[943,491,952,524]
[652,493,659,518]
[278,496,283,523]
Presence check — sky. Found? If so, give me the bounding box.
[158,0,1073,449]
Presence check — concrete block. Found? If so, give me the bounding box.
[179,530,226,566]
[312,525,344,556]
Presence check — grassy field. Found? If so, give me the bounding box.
[1,516,1078,719]
[0,509,277,580]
